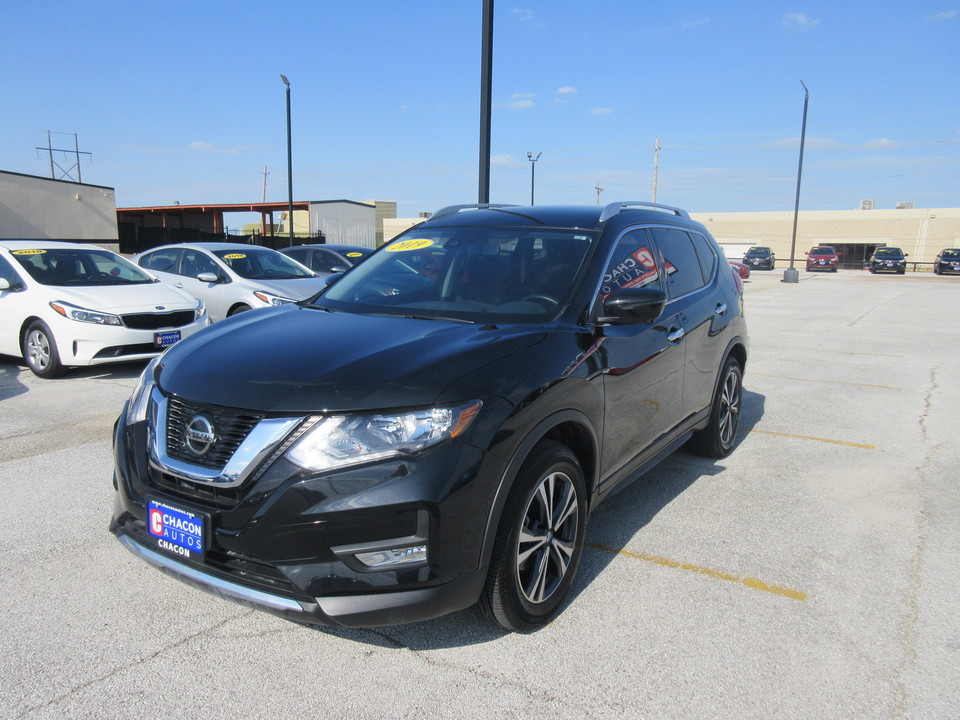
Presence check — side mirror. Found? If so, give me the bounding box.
[196,272,220,283]
[329,265,348,273]
[904,253,910,257]
[325,272,344,286]
[597,286,666,325]
[0,278,22,292]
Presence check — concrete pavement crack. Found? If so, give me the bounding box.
[16,609,255,719]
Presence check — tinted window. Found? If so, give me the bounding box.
[598,228,662,302]
[181,250,220,278]
[284,248,308,263]
[319,228,595,323]
[12,248,154,286]
[689,232,717,283]
[212,248,314,279]
[310,249,344,273]
[649,227,708,298]
[141,248,180,273]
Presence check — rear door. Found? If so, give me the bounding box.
[650,227,730,423]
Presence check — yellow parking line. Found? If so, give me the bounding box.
[589,543,807,601]
[750,372,899,390]
[752,429,877,450]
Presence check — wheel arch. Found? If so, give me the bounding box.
[478,410,599,572]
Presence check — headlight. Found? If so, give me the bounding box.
[125,357,159,424]
[285,400,482,472]
[194,300,207,320]
[253,291,295,306]
[49,300,122,325]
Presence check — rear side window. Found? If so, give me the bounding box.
[0,255,22,287]
[689,232,718,283]
[649,227,708,298]
[141,248,180,273]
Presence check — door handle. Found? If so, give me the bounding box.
[667,327,685,343]
[715,302,728,316]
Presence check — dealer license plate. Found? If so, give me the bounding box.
[148,499,205,561]
[155,330,181,347]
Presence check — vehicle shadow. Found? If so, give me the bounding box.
[0,355,28,401]
[307,388,767,649]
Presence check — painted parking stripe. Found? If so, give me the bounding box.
[590,543,807,601]
[750,372,899,390]
[752,429,877,450]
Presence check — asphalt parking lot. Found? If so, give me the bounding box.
[1,269,958,720]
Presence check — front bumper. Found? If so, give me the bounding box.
[110,403,505,627]
[50,313,210,366]
[113,532,486,626]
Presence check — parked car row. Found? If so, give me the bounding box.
[0,241,370,377]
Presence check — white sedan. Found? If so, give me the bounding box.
[0,240,209,378]
[134,243,330,322]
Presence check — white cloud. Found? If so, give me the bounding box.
[511,8,534,21]
[509,93,535,110]
[861,138,901,149]
[590,107,614,115]
[557,86,578,95]
[682,16,709,28]
[491,154,517,166]
[924,10,957,21]
[781,12,820,30]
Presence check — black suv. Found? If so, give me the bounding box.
[742,246,775,270]
[110,202,749,631]
[933,248,960,275]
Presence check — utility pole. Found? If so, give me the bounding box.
[261,166,269,203]
[478,0,494,204]
[36,131,91,182]
[594,180,604,205]
[652,137,661,202]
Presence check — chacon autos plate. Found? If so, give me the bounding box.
[155,330,181,348]
[147,499,206,561]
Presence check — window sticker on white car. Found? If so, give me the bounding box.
[12,249,46,255]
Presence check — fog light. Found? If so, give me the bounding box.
[355,545,427,568]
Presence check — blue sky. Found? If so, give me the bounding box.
[1,1,957,223]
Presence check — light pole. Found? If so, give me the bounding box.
[784,80,809,283]
[280,74,294,247]
[527,151,541,205]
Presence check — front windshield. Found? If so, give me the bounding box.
[810,248,834,256]
[745,247,770,256]
[316,227,596,323]
[941,249,960,259]
[213,248,315,280]
[875,248,903,257]
[11,247,155,286]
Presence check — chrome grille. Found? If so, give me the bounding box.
[166,397,264,470]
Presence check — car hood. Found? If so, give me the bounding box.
[36,282,198,312]
[240,276,329,300]
[157,305,546,413]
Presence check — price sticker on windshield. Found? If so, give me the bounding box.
[387,239,433,252]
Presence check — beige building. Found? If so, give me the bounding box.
[386,206,960,270]
[691,207,959,269]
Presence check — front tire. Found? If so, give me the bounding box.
[481,440,587,632]
[23,321,66,378]
[228,303,252,316]
[688,355,743,458]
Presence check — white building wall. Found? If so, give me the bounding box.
[0,170,118,241]
[309,201,376,247]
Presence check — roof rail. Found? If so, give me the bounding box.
[431,203,517,220]
[599,201,690,223]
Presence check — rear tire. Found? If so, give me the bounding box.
[480,440,587,632]
[688,355,743,459]
[23,321,66,378]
